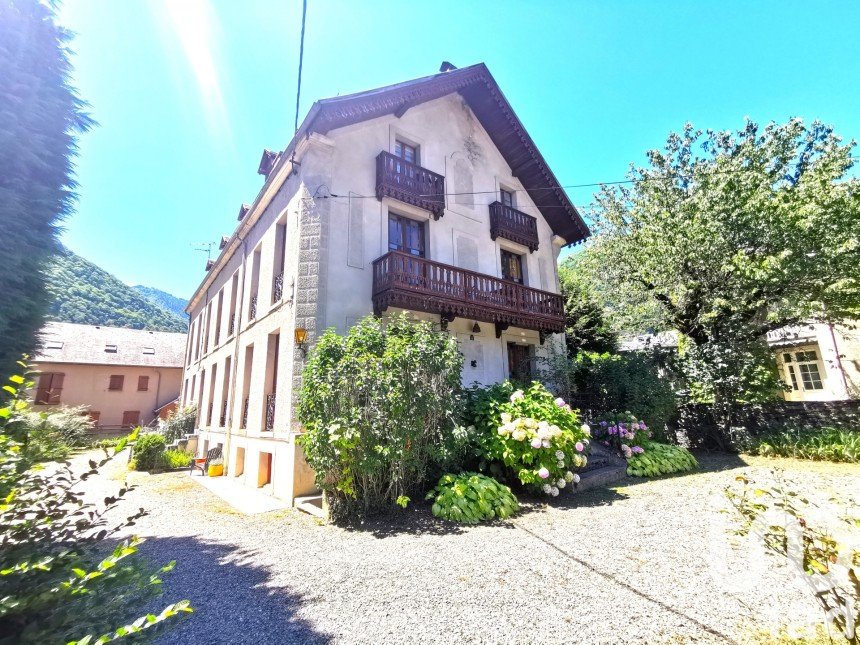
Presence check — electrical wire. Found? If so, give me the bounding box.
[293,0,308,134]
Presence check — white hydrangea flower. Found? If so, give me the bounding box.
[557,461,564,469]
[581,424,591,436]
[500,412,512,424]
[572,473,581,484]
[550,487,559,497]
[510,390,524,402]
[564,471,574,483]
[555,450,565,460]
[512,430,526,441]
[557,478,566,488]
[542,484,552,494]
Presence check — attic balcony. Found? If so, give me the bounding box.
[372,251,564,335]
[376,151,445,219]
[489,201,539,252]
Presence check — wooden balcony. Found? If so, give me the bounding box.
[376,151,445,219]
[372,251,564,334]
[489,201,539,252]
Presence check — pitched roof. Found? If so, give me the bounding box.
[287,63,589,244]
[33,322,186,368]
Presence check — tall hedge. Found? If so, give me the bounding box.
[298,314,465,521]
[0,0,93,377]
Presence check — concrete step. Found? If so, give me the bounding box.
[295,494,325,519]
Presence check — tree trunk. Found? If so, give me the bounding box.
[711,384,735,452]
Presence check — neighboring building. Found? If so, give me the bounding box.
[181,62,589,504]
[767,323,860,402]
[32,322,186,429]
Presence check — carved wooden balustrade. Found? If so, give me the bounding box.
[265,393,276,430]
[372,251,564,335]
[489,201,539,252]
[376,151,445,219]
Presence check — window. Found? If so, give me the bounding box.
[388,213,425,257]
[89,411,101,425]
[137,375,150,391]
[104,344,117,353]
[784,350,824,391]
[45,340,63,350]
[500,249,524,284]
[108,375,124,391]
[795,350,824,390]
[35,372,64,405]
[121,411,140,427]
[394,139,417,164]
[500,188,514,208]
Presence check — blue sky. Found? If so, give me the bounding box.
[57,0,860,300]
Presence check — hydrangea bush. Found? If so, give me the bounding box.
[591,413,651,460]
[426,473,519,524]
[466,381,589,496]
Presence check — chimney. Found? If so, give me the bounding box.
[237,203,250,221]
[439,61,457,73]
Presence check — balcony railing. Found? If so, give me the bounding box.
[206,402,213,426]
[376,151,445,219]
[489,201,539,252]
[228,313,236,336]
[273,272,284,302]
[265,393,276,430]
[219,399,227,427]
[249,295,258,321]
[372,251,564,334]
[241,397,249,429]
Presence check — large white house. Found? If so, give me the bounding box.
[180,63,589,504]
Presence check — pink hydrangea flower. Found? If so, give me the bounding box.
[538,467,550,479]
[632,446,644,454]
[531,438,542,449]
[554,397,566,407]
[575,442,584,452]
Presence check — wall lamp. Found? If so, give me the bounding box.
[294,327,308,357]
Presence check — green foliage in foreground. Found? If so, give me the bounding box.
[0,365,190,642]
[160,405,197,443]
[47,247,188,332]
[426,473,519,524]
[746,428,860,463]
[625,442,698,477]
[15,404,94,461]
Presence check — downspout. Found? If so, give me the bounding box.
[223,237,248,476]
[827,323,849,397]
[153,368,162,423]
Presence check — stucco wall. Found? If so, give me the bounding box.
[31,362,181,427]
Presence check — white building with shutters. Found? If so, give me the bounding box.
[180,63,589,504]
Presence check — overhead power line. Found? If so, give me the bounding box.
[293,0,308,134]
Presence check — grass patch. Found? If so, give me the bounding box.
[745,427,860,463]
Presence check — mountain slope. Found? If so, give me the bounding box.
[47,248,188,332]
[133,285,188,319]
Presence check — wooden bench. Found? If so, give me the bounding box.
[190,445,222,476]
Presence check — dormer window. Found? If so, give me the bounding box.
[105,344,117,353]
[142,347,155,355]
[45,340,63,350]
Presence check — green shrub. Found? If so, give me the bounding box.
[544,350,678,441]
[297,314,465,521]
[466,381,589,496]
[625,441,698,477]
[0,366,190,641]
[426,473,519,524]
[14,405,95,461]
[160,405,197,443]
[131,433,167,471]
[746,427,860,463]
[163,449,193,469]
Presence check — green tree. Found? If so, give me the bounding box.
[558,257,618,354]
[0,0,93,377]
[584,119,860,442]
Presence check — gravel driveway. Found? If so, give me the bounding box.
[85,453,860,644]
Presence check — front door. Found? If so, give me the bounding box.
[507,343,532,383]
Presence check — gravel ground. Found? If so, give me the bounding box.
[80,452,860,644]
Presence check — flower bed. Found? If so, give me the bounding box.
[466,381,590,496]
[592,413,697,477]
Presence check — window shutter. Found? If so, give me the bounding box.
[49,373,64,404]
[138,375,150,391]
[109,375,124,391]
[122,411,140,426]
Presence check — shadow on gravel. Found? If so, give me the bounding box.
[140,537,331,645]
[338,501,496,539]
